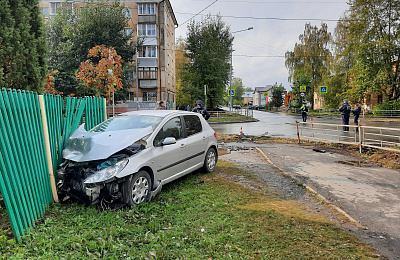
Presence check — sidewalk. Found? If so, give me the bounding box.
[258,143,400,259]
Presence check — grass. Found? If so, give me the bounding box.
[0,161,378,259]
[208,113,257,123]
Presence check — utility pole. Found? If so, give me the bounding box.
[229,27,253,116]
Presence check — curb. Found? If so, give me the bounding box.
[255,147,366,230]
[208,119,259,124]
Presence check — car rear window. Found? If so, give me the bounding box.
[183,115,202,136]
[90,115,163,132]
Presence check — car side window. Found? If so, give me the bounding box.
[183,115,202,137]
[153,117,183,147]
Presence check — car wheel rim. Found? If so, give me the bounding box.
[132,176,149,204]
[207,150,216,170]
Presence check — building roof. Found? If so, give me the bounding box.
[254,85,273,93]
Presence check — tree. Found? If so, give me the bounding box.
[184,14,233,109]
[0,0,47,91]
[46,1,135,96]
[232,77,245,102]
[285,23,332,109]
[289,74,312,108]
[77,45,123,95]
[345,0,400,101]
[175,37,192,107]
[270,83,285,108]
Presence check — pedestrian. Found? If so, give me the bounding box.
[352,101,361,131]
[192,100,210,120]
[186,105,190,111]
[339,99,351,131]
[300,102,308,122]
[176,105,180,110]
[180,105,185,110]
[155,101,166,110]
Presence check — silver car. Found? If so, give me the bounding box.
[57,110,218,207]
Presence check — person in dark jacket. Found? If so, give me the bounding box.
[300,102,308,122]
[352,101,361,131]
[339,99,351,131]
[192,100,210,120]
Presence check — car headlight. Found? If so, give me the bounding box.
[84,159,129,184]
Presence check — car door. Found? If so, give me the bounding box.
[152,116,188,182]
[183,115,208,169]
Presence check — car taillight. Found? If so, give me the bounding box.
[214,132,217,138]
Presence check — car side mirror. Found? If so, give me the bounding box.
[161,137,177,146]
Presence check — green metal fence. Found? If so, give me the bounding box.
[0,89,105,242]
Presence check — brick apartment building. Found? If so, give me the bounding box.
[39,0,177,109]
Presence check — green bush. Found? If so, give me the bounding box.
[374,100,400,110]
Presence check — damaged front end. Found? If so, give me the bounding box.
[57,143,144,206]
[57,122,153,207]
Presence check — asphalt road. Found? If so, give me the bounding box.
[259,143,400,259]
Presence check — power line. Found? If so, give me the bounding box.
[191,0,347,3]
[176,12,351,22]
[178,0,219,27]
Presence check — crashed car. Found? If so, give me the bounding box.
[57,110,218,207]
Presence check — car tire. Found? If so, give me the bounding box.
[203,147,217,173]
[122,171,152,206]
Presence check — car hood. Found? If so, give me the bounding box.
[63,124,153,162]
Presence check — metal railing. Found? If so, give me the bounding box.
[296,121,400,153]
[368,110,400,118]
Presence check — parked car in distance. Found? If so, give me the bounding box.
[232,105,241,109]
[57,110,218,207]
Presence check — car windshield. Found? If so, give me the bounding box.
[89,115,163,132]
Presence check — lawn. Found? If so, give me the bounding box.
[208,112,257,123]
[0,161,377,259]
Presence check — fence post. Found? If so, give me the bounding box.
[38,95,59,203]
[296,120,300,144]
[358,125,362,153]
[104,98,108,120]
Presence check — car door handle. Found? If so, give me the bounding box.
[202,136,206,140]
[180,144,187,148]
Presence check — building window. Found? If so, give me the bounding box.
[49,2,61,17]
[143,92,157,102]
[125,7,132,18]
[138,3,155,15]
[42,7,49,18]
[125,28,133,39]
[138,46,157,58]
[138,67,157,79]
[138,24,156,37]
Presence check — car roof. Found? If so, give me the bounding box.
[120,110,195,117]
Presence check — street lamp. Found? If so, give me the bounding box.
[229,27,253,116]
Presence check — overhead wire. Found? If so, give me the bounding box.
[176,12,352,22]
[178,0,219,27]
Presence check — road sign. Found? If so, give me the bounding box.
[228,89,235,96]
[300,93,305,97]
[263,92,268,96]
[319,85,328,94]
[300,85,306,92]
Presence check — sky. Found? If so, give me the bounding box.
[170,0,350,90]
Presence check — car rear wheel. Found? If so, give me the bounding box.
[203,147,217,173]
[123,171,151,206]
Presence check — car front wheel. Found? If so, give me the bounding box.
[123,171,152,206]
[203,147,217,173]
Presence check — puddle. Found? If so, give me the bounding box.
[336,160,368,167]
